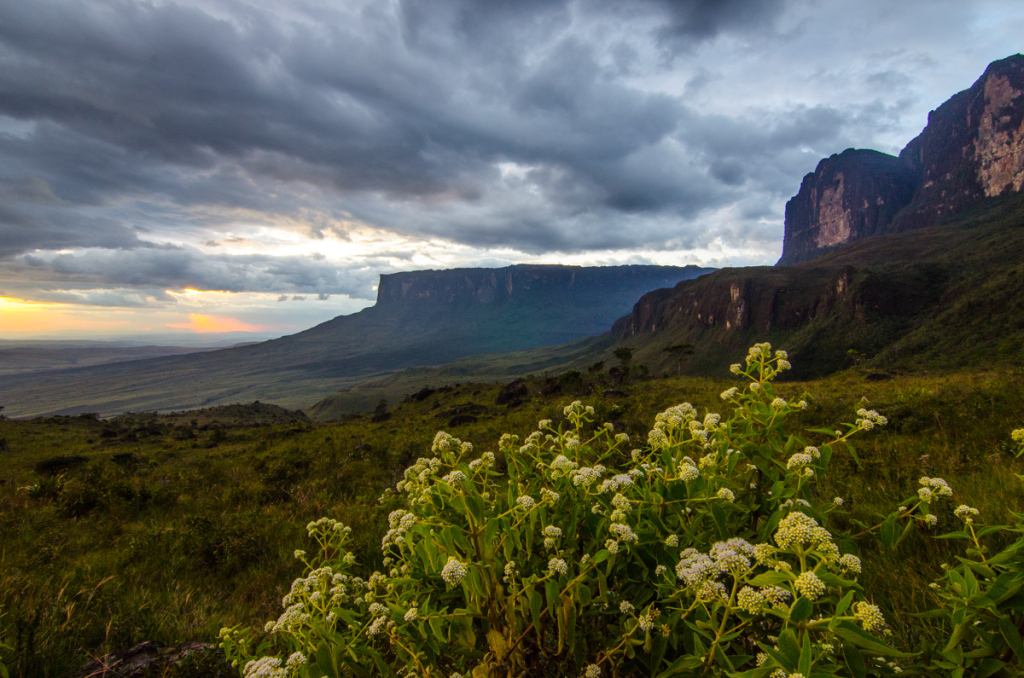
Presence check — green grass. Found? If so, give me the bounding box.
[1,366,1023,676]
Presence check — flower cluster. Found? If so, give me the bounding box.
[855,408,888,430]
[441,557,468,586]
[917,476,953,502]
[954,504,979,523]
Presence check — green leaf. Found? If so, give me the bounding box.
[895,520,916,547]
[429,616,446,644]
[975,658,1006,677]
[711,502,728,540]
[545,579,560,618]
[778,629,801,666]
[576,583,592,606]
[998,616,1024,660]
[528,589,544,635]
[880,516,897,548]
[592,549,611,564]
[748,571,792,586]
[842,643,866,678]
[654,654,705,678]
[316,642,338,678]
[790,596,813,622]
[798,632,812,675]
[835,590,855,618]
[832,621,911,657]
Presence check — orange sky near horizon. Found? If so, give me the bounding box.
[0,296,133,334]
[166,314,266,333]
[0,296,267,337]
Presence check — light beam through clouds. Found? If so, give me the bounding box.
[0,0,1021,338]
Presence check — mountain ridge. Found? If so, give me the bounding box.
[0,264,710,418]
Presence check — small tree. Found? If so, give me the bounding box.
[663,343,695,376]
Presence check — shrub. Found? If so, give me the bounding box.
[222,344,1024,678]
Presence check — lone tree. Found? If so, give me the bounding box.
[663,342,695,376]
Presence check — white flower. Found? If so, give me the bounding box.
[243,657,285,678]
[833,496,844,506]
[404,608,419,622]
[619,601,634,614]
[516,495,535,510]
[293,550,306,560]
[854,602,887,632]
[441,558,468,586]
[716,488,735,502]
[679,464,699,482]
[548,557,568,575]
[584,664,602,678]
[838,554,862,574]
[919,476,953,499]
[794,571,825,600]
[787,453,813,469]
[609,523,639,544]
[771,398,787,409]
[729,363,743,374]
[664,534,679,547]
[954,505,979,523]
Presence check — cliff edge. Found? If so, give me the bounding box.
[778,54,1024,265]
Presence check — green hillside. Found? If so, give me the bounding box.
[309,191,1024,421]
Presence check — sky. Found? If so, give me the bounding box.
[1,0,1022,341]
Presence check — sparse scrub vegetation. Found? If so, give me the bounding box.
[1,356,1023,677]
[219,345,1024,677]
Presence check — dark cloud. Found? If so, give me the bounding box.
[14,247,383,299]
[648,0,788,53]
[0,0,1016,302]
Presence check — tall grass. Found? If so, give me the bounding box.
[1,366,1022,675]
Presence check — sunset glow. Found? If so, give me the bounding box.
[0,296,130,334]
[166,314,266,334]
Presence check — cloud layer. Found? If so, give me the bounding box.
[0,0,1021,322]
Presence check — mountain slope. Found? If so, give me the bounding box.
[306,191,1024,420]
[612,191,1024,379]
[0,264,710,418]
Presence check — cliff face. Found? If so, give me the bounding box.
[777,150,917,266]
[897,55,1024,229]
[611,189,1024,379]
[375,264,708,313]
[778,54,1024,265]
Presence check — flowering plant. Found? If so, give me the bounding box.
[221,344,1024,678]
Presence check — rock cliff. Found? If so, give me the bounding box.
[777,150,917,265]
[778,54,1024,265]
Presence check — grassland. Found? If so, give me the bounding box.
[1,362,1023,676]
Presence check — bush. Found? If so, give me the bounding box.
[222,344,1024,678]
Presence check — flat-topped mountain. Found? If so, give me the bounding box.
[0,264,710,417]
[779,54,1024,265]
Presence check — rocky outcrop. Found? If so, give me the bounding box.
[778,54,1024,265]
[777,150,917,265]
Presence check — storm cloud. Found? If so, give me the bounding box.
[0,0,1021,309]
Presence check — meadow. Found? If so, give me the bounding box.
[1,359,1022,677]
